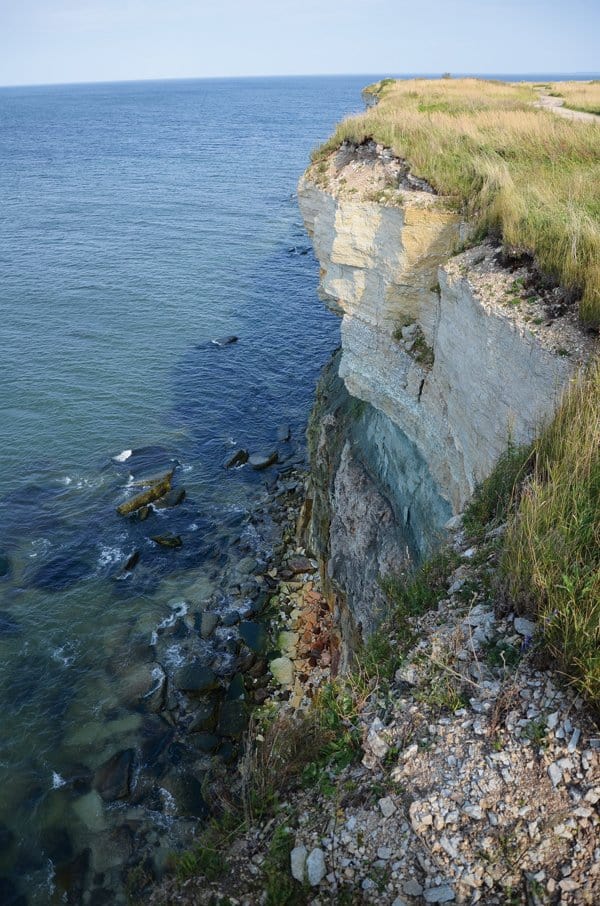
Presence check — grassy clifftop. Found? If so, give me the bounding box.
[312,78,600,327]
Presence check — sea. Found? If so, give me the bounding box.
[0,72,596,903]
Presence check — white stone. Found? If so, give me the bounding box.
[290,845,307,883]
[424,885,456,903]
[548,763,563,788]
[514,617,536,637]
[269,656,294,686]
[306,847,326,886]
[379,796,397,818]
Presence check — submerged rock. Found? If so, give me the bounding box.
[163,773,209,818]
[198,611,219,639]
[277,424,291,442]
[188,701,217,732]
[93,749,134,801]
[249,451,279,470]
[117,471,173,516]
[154,487,186,509]
[122,550,140,572]
[151,533,182,549]
[175,663,218,694]
[239,621,267,654]
[211,335,238,347]
[223,449,249,469]
[217,699,248,739]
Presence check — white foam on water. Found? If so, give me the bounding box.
[181,463,193,473]
[51,645,75,668]
[150,630,158,646]
[29,537,51,559]
[98,545,123,568]
[188,522,199,531]
[52,771,66,789]
[164,644,186,670]
[155,601,188,634]
[144,665,165,698]
[113,449,133,463]
[159,787,177,817]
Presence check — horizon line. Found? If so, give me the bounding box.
[1,70,599,91]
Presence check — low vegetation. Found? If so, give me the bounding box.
[311,78,600,326]
[503,361,600,705]
[549,80,600,116]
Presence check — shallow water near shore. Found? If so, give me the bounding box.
[0,75,373,903]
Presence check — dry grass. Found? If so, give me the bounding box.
[550,80,600,116]
[311,78,600,326]
[503,360,600,705]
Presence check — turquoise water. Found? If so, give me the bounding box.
[0,75,370,903]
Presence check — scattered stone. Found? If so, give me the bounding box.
[287,557,315,575]
[403,880,424,897]
[199,612,219,639]
[378,796,397,818]
[270,656,294,686]
[290,845,307,882]
[514,617,536,637]
[306,848,326,886]
[423,885,455,903]
[548,762,563,787]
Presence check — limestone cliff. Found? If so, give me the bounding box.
[299,141,591,655]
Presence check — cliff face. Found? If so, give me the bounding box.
[299,142,589,657]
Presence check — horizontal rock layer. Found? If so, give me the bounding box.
[299,144,587,646]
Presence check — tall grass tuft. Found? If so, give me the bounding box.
[503,361,600,704]
[310,79,600,326]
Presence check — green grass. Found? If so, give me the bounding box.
[310,78,600,327]
[503,361,600,706]
[463,441,532,539]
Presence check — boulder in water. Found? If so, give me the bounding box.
[223,449,249,469]
[175,662,218,694]
[248,450,278,470]
[150,533,182,549]
[122,551,140,572]
[154,487,186,509]
[117,471,173,516]
[93,748,134,801]
[211,335,238,347]
[276,424,291,442]
[239,620,267,654]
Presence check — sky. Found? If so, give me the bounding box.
[0,0,598,87]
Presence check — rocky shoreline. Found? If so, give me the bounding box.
[148,502,600,906]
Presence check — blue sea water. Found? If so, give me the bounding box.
[0,75,371,903]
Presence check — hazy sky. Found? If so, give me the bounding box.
[0,0,598,87]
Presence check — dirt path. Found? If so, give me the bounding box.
[536,93,600,123]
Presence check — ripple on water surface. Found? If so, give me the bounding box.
[0,74,373,903]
